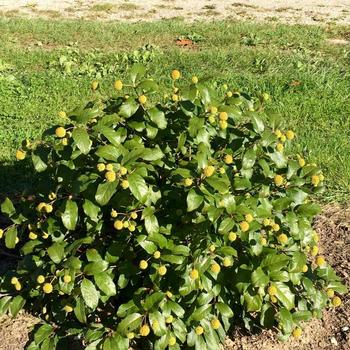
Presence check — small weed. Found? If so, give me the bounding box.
[90,3,115,12]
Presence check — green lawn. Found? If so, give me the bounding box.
[0,18,349,201]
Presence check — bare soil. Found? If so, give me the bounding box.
[0,203,349,350]
[1,0,350,25]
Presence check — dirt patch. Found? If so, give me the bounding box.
[0,203,349,349]
[1,0,350,25]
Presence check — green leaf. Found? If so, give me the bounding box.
[74,297,87,323]
[274,282,295,310]
[9,295,25,317]
[62,200,78,230]
[127,173,148,203]
[251,267,269,288]
[220,194,236,214]
[144,292,165,311]
[119,99,139,118]
[47,243,65,263]
[244,288,262,312]
[84,260,109,275]
[72,127,92,154]
[81,278,100,310]
[130,64,146,83]
[95,181,118,206]
[216,302,234,318]
[251,114,265,133]
[117,313,142,335]
[94,272,117,296]
[288,252,307,273]
[148,107,167,129]
[218,217,235,234]
[205,177,229,193]
[5,226,17,249]
[32,153,47,172]
[187,189,203,212]
[242,149,256,169]
[34,324,53,345]
[296,203,321,217]
[261,254,289,272]
[0,296,11,316]
[143,207,159,235]
[269,152,287,168]
[278,308,294,334]
[1,197,15,216]
[96,145,123,161]
[190,304,212,321]
[83,199,100,222]
[233,177,251,190]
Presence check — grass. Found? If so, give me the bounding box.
[0,18,349,201]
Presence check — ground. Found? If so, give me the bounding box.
[0,1,349,350]
[1,0,350,25]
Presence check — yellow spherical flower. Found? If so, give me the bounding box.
[302,265,308,273]
[138,95,147,104]
[120,166,128,175]
[219,120,228,129]
[191,76,198,84]
[280,134,286,142]
[37,275,45,284]
[106,163,114,171]
[91,80,99,90]
[311,245,319,256]
[48,192,56,201]
[37,203,46,212]
[43,283,53,294]
[127,332,135,339]
[245,213,254,223]
[64,305,73,313]
[165,315,174,324]
[55,127,66,138]
[210,106,218,114]
[208,115,216,124]
[203,165,215,177]
[16,150,26,160]
[239,221,249,232]
[172,94,179,102]
[292,327,302,338]
[219,167,226,174]
[276,143,284,152]
[190,269,199,280]
[166,291,173,298]
[111,209,118,218]
[311,175,320,187]
[326,289,334,298]
[15,282,22,291]
[0,229,3,239]
[260,237,267,246]
[270,295,277,303]
[168,337,176,346]
[228,231,237,242]
[211,263,221,274]
[114,220,123,230]
[209,244,216,252]
[275,129,282,138]
[58,111,67,118]
[130,211,137,219]
[121,180,129,189]
[140,325,150,337]
[114,80,123,91]
[139,260,148,270]
[153,251,161,259]
[226,91,233,98]
[274,174,284,186]
[278,233,288,244]
[61,138,68,146]
[267,285,277,296]
[332,296,342,307]
[263,218,271,226]
[105,171,116,182]
[171,69,181,80]
[298,158,306,167]
[123,221,129,228]
[29,232,37,240]
[45,204,53,213]
[224,154,233,164]
[223,257,232,267]
[195,326,204,335]
[211,319,221,330]
[272,223,280,232]
[11,277,19,285]
[158,266,167,276]
[319,174,325,182]
[219,112,228,121]
[129,224,136,232]
[184,178,193,187]
[286,130,295,140]
[316,255,326,267]
[63,275,72,283]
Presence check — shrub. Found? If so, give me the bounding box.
[0,65,347,349]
